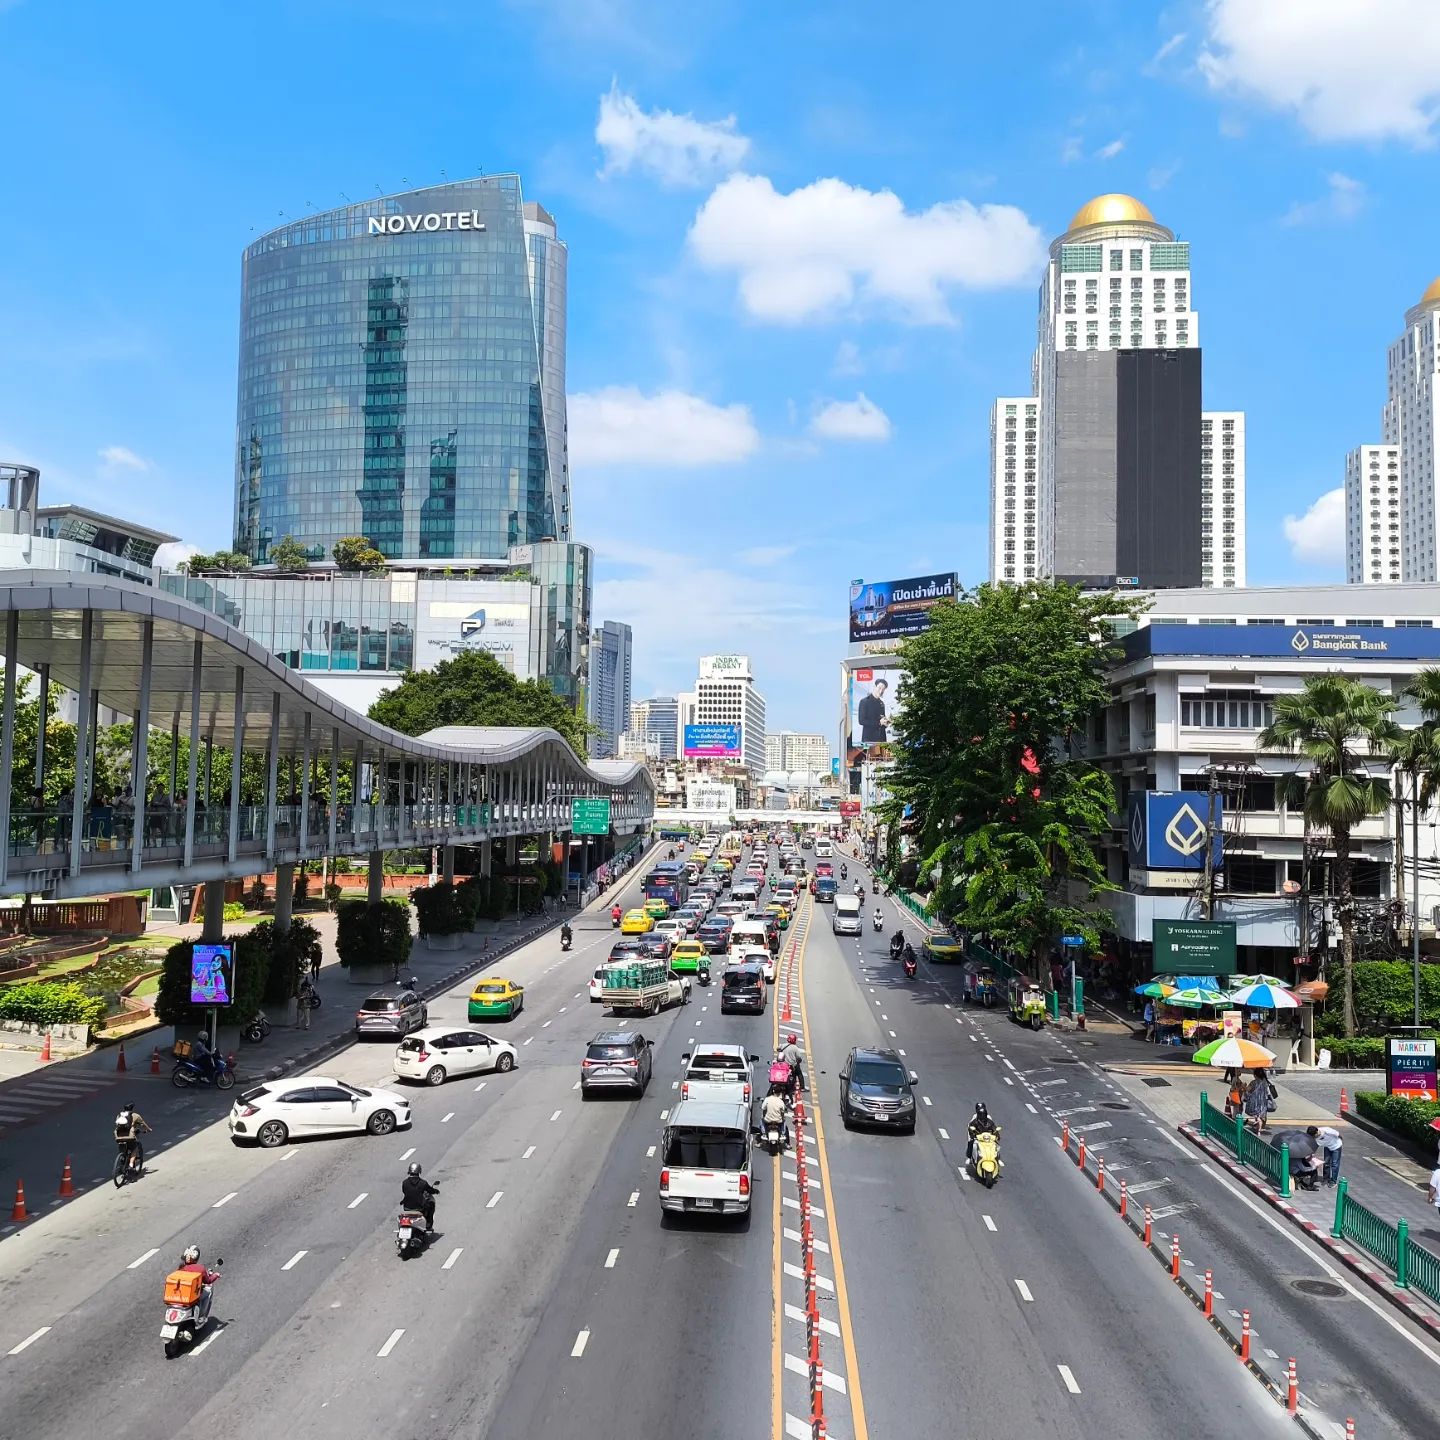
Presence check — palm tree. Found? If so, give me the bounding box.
[1258,675,1401,1035]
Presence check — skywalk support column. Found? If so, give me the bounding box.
[68,612,94,878]
[441,845,455,883]
[32,662,48,796]
[226,667,245,863]
[368,850,384,904]
[183,637,202,867]
[0,611,17,890]
[274,861,294,935]
[129,620,153,875]
[202,880,225,943]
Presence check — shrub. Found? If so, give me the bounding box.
[294,868,310,904]
[154,937,268,1028]
[222,901,245,921]
[324,882,342,908]
[1314,1036,1388,1068]
[0,981,106,1031]
[1355,1090,1440,1148]
[256,918,324,1005]
[247,876,268,909]
[411,882,469,937]
[1351,961,1440,1030]
[335,899,412,972]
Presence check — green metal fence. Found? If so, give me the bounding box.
[1406,1232,1440,1306]
[1199,1095,1240,1158]
[1329,1179,1440,1301]
[967,940,1023,986]
[1198,1092,1289,1197]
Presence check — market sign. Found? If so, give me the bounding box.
[1386,1036,1438,1103]
[1151,919,1236,976]
[571,797,612,836]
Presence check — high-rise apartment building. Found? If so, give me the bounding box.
[677,691,697,738]
[1345,279,1440,582]
[587,620,633,758]
[766,732,831,775]
[1200,413,1246,587]
[1345,444,1403,584]
[990,194,1245,591]
[989,399,1041,584]
[694,656,766,775]
[629,697,678,760]
[235,177,569,563]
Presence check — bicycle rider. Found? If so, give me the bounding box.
[114,1101,152,1174]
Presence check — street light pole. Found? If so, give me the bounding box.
[1413,769,1423,1029]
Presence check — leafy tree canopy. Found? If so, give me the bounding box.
[881,581,1140,964]
[368,649,591,756]
[269,535,311,571]
[181,550,251,574]
[332,535,388,572]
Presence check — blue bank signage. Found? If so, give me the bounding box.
[1131,623,1440,663]
[1127,791,1224,871]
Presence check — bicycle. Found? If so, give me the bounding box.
[113,1139,145,1187]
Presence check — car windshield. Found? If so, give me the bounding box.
[663,1127,746,1169]
[398,1038,425,1053]
[476,984,506,995]
[723,971,760,990]
[587,1044,634,1060]
[240,1085,270,1102]
[851,1061,908,1087]
[691,1051,747,1070]
[361,997,400,1011]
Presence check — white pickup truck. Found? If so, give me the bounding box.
[599,965,691,1016]
[678,1042,755,1105]
[659,1099,756,1217]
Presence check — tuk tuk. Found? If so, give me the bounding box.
[1008,980,1047,1030]
[962,963,999,1007]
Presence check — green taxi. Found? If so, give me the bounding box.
[923,935,966,964]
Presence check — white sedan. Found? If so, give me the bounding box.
[228,1076,412,1148]
[729,944,776,982]
[393,1027,518,1086]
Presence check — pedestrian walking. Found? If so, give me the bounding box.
[1244,1070,1274,1133]
[1224,1068,1245,1120]
[1429,1163,1440,1218]
[1308,1124,1343,1185]
[1142,999,1156,1043]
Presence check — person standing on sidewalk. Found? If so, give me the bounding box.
[1142,999,1156,1043]
[1307,1124,1342,1185]
[1428,1164,1440,1216]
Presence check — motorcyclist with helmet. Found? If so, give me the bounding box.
[966,1102,999,1159]
[114,1101,152,1175]
[779,1033,805,1097]
[401,1161,440,1230]
[175,1244,219,1287]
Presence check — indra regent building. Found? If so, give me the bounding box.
[236,176,569,560]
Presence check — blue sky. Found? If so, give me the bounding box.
[4,1,1440,732]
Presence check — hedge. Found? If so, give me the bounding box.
[412,881,473,937]
[1315,1036,1389,1068]
[335,899,413,972]
[256,918,324,1005]
[1355,1090,1440,1148]
[154,937,268,1028]
[1351,961,1440,1030]
[0,981,107,1031]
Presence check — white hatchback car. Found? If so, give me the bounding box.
[729,944,775,982]
[393,1027,518,1086]
[228,1076,412,1148]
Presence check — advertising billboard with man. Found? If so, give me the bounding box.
[845,660,904,771]
[848,573,957,643]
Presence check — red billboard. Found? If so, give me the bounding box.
[839,799,861,818]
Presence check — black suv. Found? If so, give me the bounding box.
[838,1047,917,1133]
[581,1031,653,1097]
[720,963,767,1015]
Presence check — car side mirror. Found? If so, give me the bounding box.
[910,1072,919,1083]
[681,1052,691,1064]
[645,1039,654,1047]
[839,1071,849,1081]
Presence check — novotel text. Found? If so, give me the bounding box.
[367,212,487,235]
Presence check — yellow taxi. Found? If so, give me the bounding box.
[643,896,670,920]
[713,857,734,875]
[620,908,655,934]
[468,977,525,1021]
[766,901,792,929]
[670,939,708,974]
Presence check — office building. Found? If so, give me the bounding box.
[629,697,678,760]
[765,732,831,775]
[677,691,697,738]
[1345,445,1402,584]
[694,655,766,775]
[990,194,1245,590]
[234,176,569,564]
[586,620,633,758]
[1199,414,1245,587]
[1344,278,1440,582]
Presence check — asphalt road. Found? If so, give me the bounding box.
[1,836,1427,1439]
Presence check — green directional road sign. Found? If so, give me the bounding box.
[571,797,612,836]
[1151,919,1236,976]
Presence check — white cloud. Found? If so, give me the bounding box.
[1199,0,1440,144]
[1150,32,1187,66]
[688,174,1045,325]
[596,83,750,187]
[809,393,893,443]
[832,340,863,377]
[738,544,798,567]
[569,386,759,467]
[98,445,149,474]
[1060,135,1085,165]
[153,541,200,570]
[1094,137,1126,160]
[1281,172,1366,226]
[1282,488,1346,566]
[1147,159,1182,190]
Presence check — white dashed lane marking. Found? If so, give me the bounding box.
[1058,1365,1082,1395]
[127,1248,159,1270]
[377,1329,405,1358]
[571,1329,590,1357]
[281,1250,307,1271]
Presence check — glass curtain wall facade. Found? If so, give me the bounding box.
[235,176,569,564]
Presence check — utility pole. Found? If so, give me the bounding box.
[1412,769,1423,1029]
[1201,767,1219,922]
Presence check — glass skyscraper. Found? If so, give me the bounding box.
[235,176,569,563]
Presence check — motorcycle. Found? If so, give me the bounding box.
[872,913,884,932]
[763,1116,787,1155]
[696,963,711,987]
[561,932,573,952]
[161,1260,221,1358]
[172,1052,236,1090]
[903,955,918,980]
[240,1010,271,1044]
[611,910,622,929]
[971,1129,1002,1188]
[888,935,905,961]
[298,980,322,1011]
[396,1208,431,1259]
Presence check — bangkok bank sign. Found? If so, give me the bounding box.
[367,212,487,235]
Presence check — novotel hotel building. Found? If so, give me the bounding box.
[235,175,570,564]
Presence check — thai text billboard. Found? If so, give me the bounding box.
[849,573,956,643]
[683,723,742,758]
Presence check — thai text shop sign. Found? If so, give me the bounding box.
[1151,920,1237,977]
[684,723,741,758]
[848,573,956,643]
[1126,791,1224,872]
[1387,1037,1438,1102]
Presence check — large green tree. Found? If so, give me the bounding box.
[269,535,311,571]
[882,581,1138,967]
[1259,674,1400,1036]
[332,535,387,573]
[368,649,590,755]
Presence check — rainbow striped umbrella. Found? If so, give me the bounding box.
[1134,980,1177,999]
[1228,982,1301,1010]
[1192,1036,1277,1069]
[1163,985,1230,1008]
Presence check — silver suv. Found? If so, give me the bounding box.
[581,1031,654,1097]
[355,984,427,1039]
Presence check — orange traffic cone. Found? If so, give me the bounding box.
[1340,1087,1348,1114]
[150,1047,160,1075]
[10,1180,28,1222]
[58,1158,74,1198]
[38,1030,51,1063]
[115,1044,126,1074]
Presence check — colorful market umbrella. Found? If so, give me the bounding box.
[1229,973,1289,990]
[1192,1036,1278,1069]
[1134,980,1177,999]
[1227,982,1301,1010]
[1163,985,1230,1008]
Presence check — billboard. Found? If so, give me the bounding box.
[686,780,737,813]
[699,654,752,681]
[848,573,956,643]
[846,660,904,770]
[683,722,742,758]
[1126,792,1224,872]
[1151,920,1236,976]
[190,943,234,1006]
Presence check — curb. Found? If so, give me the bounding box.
[1176,1122,1440,1339]
[1057,1127,1331,1438]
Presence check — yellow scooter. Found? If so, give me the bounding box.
[971,1127,1003,1188]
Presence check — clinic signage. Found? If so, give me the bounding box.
[1151,920,1236,976]
[367,212,487,234]
[1386,1036,1438,1103]
[1127,791,1224,872]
